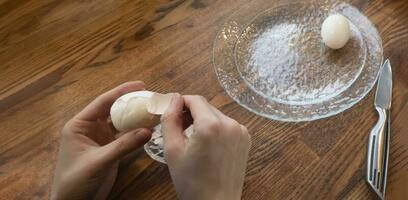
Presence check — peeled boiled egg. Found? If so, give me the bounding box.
[321,14,351,49]
[110,91,173,132]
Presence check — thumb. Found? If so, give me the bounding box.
[98,128,152,164]
[161,93,186,159]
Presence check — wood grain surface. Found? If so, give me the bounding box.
[0,0,407,199]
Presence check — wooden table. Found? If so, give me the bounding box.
[1,0,407,199]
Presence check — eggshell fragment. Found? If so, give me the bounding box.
[147,93,173,115]
[110,91,174,132]
[321,14,351,49]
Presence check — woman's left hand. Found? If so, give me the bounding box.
[51,81,152,200]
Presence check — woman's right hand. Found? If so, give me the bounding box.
[161,94,251,200]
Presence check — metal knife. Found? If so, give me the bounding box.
[366,59,392,200]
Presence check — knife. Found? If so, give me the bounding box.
[366,59,392,200]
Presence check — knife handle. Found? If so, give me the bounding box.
[366,107,390,199]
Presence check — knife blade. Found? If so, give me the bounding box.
[375,59,392,109]
[366,59,392,200]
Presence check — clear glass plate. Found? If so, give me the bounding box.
[144,125,194,164]
[144,125,166,163]
[213,0,383,121]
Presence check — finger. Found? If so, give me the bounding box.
[209,105,233,121]
[201,101,242,134]
[240,124,248,134]
[107,117,119,135]
[240,125,252,149]
[161,93,186,157]
[183,95,218,121]
[75,81,145,121]
[97,128,152,165]
[202,100,237,124]
[181,108,194,130]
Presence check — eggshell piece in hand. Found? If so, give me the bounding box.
[110,91,160,132]
[147,93,173,115]
[321,14,351,49]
